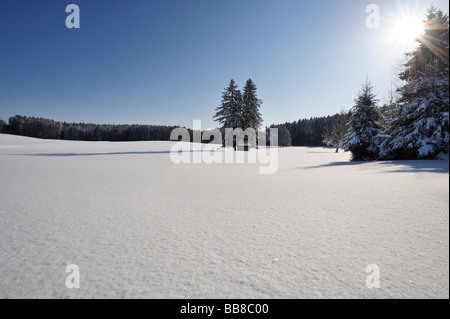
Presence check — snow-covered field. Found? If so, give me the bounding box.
[0,133,448,299]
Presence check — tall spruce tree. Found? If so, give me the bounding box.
[344,79,382,161]
[242,79,263,131]
[385,8,449,159]
[213,79,243,130]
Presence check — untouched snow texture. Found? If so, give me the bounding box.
[0,133,448,298]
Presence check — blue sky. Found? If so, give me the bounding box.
[0,0,448,129]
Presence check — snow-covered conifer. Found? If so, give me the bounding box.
[344,80,382,161]
[385,8,449,159]
[242,79,263,131]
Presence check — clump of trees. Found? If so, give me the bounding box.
[214,79,263,132]
[382,8,449,159]
[343,7,449,161]
[213,79,263,147]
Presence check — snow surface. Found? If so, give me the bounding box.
[0,133,448,299]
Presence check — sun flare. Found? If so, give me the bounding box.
[391,16,425,47]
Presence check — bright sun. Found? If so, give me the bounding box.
[391,16,425,46]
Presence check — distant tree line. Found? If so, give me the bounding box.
[0,118,6,133]
[1,115,181,142]
[270,112,350,148]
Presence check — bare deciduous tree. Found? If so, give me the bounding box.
[322,110,350,153]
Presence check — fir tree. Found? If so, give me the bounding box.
[385,8,449,159]
[344,79,382,161]
[242,79,263,131]
[213,79,244,130]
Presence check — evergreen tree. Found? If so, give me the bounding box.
[385,8,449,159]
[242,79,263,131]
[0,118,6,133]
[344,79,382,161]
[278,126,292,147]
[213,79,243,130]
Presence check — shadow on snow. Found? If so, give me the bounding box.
[304,160,449,173]
[12,150,210,157]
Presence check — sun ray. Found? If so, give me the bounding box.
[417,33,450,64]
